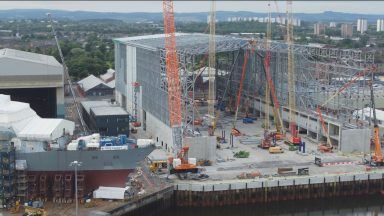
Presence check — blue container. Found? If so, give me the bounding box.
[28,201,33,206]
[119,134,127,145]
[127,139,136,144]
[100,138,116,147]
[78,139,86,150]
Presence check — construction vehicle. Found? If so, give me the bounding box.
[259,129,276,149]
[10,200,20,214]
[162,0,196,174]
[258,4,285,146]
[269,146,284,154]
[367,70,383,166]
[47,13,88,134]
[24,206,46,216]
[168,146,198,174]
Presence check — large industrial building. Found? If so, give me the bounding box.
[114,33,376,158]
[0,48,65,118]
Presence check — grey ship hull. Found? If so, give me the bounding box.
[16,146,155,171]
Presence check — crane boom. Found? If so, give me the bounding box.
[47,13,88,133]
[233,49,250,129]
[162,0,183,155]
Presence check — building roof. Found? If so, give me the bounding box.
[100,68,115,82]
[106,79,115,88]
[0,48,61,67]
[114,33,248,55]
[81,100,111,114]
[78,74,112,92]
[91,106,128,116]
[81,100,127,116]
[0,48,63,88]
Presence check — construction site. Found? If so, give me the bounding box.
[1,1,384,215]
[110,0,384,212]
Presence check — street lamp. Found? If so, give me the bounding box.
[70,161,82,216]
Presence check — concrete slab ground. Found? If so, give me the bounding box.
[173,115,373,182]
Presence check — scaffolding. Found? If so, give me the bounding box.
[64,174,73,203]
[53,174,63,203]
[16,169,27,203]
[0,145,16,208]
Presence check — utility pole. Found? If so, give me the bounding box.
[70,161,82,216]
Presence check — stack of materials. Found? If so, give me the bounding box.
[93,186,126,200]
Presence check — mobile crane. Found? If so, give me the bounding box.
[367,69,383,166]
[162,0,197,175]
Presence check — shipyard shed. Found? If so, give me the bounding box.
[78,74,114,96]
[114,33,245,158]
[0,48,65,118]
[0,94,75,152]
[81,100,130,136]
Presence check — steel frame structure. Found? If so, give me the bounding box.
[116,33,375,143]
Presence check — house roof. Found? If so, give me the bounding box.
[78,74,111,92]
[106,80,115,88]
[100,68,115,82]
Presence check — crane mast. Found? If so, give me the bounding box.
[286,0,300,145]
[47,13,88,133]
[162,0,183,155]
[264,4,271,131]
[208,0,216,120]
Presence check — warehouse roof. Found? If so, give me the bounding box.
[114,33,248,55]
[81,100,110,114]
[78,74,111,92]
[0,48,63,88]
[0,48,61,67]
[91,106,128,116]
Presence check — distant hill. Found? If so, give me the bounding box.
[0,9,382,23]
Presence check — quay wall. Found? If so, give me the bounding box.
[174,171,384,207]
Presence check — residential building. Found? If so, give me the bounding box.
[377,19,384,32]
[341,23,353,38]
[357,18,368,33]
[314,23,326,35]
[330,22,337,28]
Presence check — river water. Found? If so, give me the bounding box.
[158,195,384,216]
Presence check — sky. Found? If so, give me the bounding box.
[0,1,383,14]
